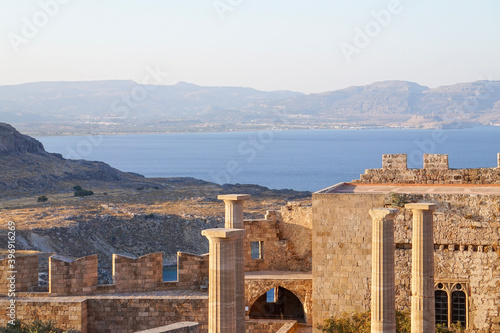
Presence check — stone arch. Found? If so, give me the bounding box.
[249,286,306,323]
[245,280,310,323]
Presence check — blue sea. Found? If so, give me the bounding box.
[37,127,500,192]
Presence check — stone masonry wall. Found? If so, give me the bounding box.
[246,319,297,333]
[244,203,312,272]
[0,299,87,332]
[244,218,280,272]
[87,297,208,333]
[177,252,209,290]
[312,191,500,332]
[49,254,98,295]
[312,193,385,329]
[112,253,163,293]
[0,254,38,294]
[354,153,500,184]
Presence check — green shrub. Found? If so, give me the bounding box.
[389,192,410,208]
[0,319,77,333]
[318,311,462,333]
[37,195,48,202]
[74,189,94,197]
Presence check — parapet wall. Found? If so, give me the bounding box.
[5,251,208,297]
[0,254,38,293]
[113,253,163,293]
[0,299,87,332]
[354,153,500,184]
[49,254,98,295]
[177,252,209,290]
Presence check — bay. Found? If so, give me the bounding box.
[37,127,500,192]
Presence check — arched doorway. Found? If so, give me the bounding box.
[249,286,305,323]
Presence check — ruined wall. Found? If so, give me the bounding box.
[0,299,87,332]
[244,218,280,271]
[87,297,208,333]
[354,153,500,184]
[312,191,500,332]
[0,254,38,294]
[112,253,163,293]
[244,203,312,272]
[49,254,98,295]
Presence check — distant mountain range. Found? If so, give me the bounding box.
[1,80,499,135]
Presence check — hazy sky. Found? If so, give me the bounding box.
[1,0,499,93]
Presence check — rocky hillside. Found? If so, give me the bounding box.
[0,122,157,198]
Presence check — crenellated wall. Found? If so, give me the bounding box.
[4,251,209,297]
[354,153,500,184]
[49,254,98,295]
[0,254,38,294]
[113,253,163,293]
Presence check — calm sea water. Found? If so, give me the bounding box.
[37,127,500,192]
[163,265,177,282]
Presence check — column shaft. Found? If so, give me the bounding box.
[370,208,398,333]
[202,228,245,333]
[406,203,436,333]
[218,194,250,333]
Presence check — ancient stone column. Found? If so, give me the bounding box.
[217,194,250,333]
[202,228,245,333]
[405,203,437,333]
[369,208,398,333]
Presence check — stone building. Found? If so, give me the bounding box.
[312,154,500,332]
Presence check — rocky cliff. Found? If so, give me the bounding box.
[0,122,154,198]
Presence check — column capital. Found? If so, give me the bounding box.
[369,208,399,221]
[405,203,436,211]
[217,194,251,202]
[202,228,245,240]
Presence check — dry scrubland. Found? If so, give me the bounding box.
[0,181,310,284]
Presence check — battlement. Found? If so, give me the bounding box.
[0,254,38,293]
[2,251,209,297]
[355,153,500,184]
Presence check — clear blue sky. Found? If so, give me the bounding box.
[0,0,499,93]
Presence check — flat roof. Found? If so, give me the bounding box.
[318,183,500,195]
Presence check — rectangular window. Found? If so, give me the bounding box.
[251,241,263,259]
